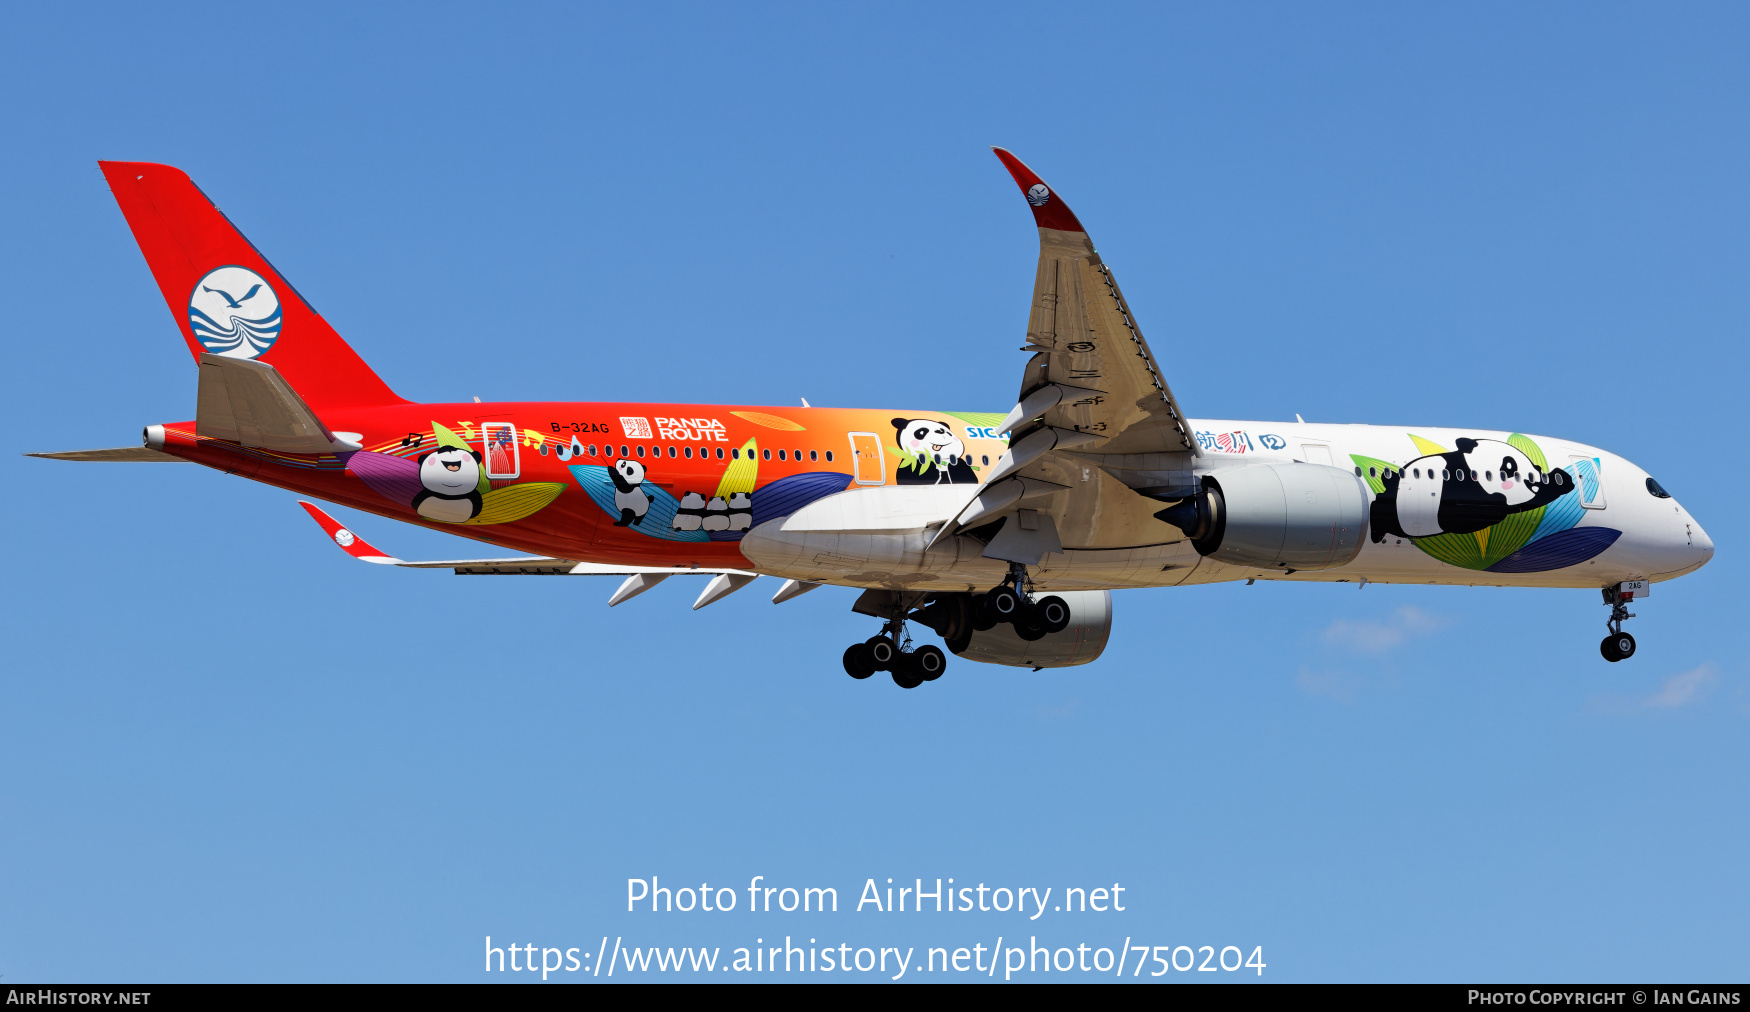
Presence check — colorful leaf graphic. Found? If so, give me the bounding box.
[1506,432,1547,472]
[1407,432,1446,457]
[731,411,806,431]
[463,482,566,525]
[713,438,760,498]
[1349,454,1398,494]
[942,411,1007,428]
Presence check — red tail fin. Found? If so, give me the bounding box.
[98,161,404,410]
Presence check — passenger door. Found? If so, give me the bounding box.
[848,432,885,485]
[1569,455,1606,509]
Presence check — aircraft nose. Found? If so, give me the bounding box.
[1692,519,1714,565]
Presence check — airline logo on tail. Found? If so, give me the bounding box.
[189,266,281,359]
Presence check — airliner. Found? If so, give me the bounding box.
[32,151,1713,687]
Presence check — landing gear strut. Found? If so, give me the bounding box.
[1600,587,1637,663]
[842,605,947,689]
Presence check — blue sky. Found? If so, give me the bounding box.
[2,2,1746,984]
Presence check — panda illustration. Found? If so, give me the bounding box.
[672,491,707,532]
[702,496,731,532]
[727,492,753,531]
[1370,437,1572,542]
[609,458,652,527]
[891,418,978,485]
[412,445,485,522]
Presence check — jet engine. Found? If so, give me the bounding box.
[915,590,1112,668]
[1157,462,1367,571]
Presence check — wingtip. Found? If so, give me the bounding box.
[298,501,395,562]
[990,148,1085,233]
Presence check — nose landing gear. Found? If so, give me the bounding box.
[1600,587,1637,662]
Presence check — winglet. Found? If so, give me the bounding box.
[992,148,1086,233]
[297,501,398,563]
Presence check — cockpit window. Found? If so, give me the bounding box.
[1646,476,1672,499]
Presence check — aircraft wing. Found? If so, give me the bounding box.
[945,150,1200,555]
[297,501,772,608]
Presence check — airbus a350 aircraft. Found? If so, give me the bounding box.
[34,152,1713,687]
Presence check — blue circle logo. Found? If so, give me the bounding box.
[188,266,281,359]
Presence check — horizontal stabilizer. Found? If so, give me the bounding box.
[199,354,361,454]
[27,447,187,462]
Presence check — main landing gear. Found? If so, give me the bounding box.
[973,562,1071,642]
[842,604,947,689]
[1600,586,1637,663]
[841,564,1071,689]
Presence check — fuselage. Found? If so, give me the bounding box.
[147,401,1713,595]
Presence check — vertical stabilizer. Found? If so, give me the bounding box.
[98,161,404,410]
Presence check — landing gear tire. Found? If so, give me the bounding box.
[1035,595,1071,634]
[866,635,898,671]
[891,655,925,689]
[913,645,946,681]
[985,585,1021,624]
[1600,632,1636,663]
[969,593,998,631]
[842,643,875,679]
[1015,607,1049,641]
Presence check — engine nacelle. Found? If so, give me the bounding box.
[927,590,1112,669]
[1159,462,1366,571]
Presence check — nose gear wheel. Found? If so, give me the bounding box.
[1599,587,1638,663]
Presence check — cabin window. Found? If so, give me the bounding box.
[763,449,771,460]
[620,445,629,457]
[1412,468,1419,478]
[825,450,834,462]
[667,446,677,458]
[588,444,598,456]
[778,449,787,460]
[1485,470,1492,481]
[793,449,801,460]
[1441,469,1449,479]
[1369,467,1377,477]
[732,448,740,459]
[982,455,990,465]
[635,445,645,458]
[1355,466,1363,476]
[1470,470,1478,480]
[810,450,818,461]
[684,446,693,458]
